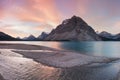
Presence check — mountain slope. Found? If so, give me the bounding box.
[23,35,37,41]
[45,16,101,41]
[99,31,120,41]
[37,32,48,40]
[99,31,113,38]
[0,32,19,41]
[114,33,120,40]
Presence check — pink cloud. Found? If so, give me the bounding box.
[0,0,62,37]
[15,0,61,26]
[1,0,120,37]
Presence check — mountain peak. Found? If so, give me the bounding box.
[0,32,6,36]
[38,32,48,40]
[41,32,47,35]
[51,15,89,34]
[99,31,113,38]
[45,16,101,41]
[71,15,87,24]
[71,15,82,20]
[22,35,37,41]
[28,35,36,38]
[71,15,79,20]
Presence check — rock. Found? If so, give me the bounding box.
[23,35,37,41]
[99,31,120,41]
[37,32,48,40]
[45,16,101,41]
[99,31,113,39]
[0,32,19,41]
[114,33,120,40]
[98,31,115,41]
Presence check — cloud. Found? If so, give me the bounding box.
[0,15,53,37]
[14,0,61,26]
[1,0,120,37]
[111,21,120,33]
[0,0,62,37]
[75,0,120,33]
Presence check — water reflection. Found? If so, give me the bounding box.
[1,41,120,57]
[93,42,120,57]
[1,54,120,80]
[59,42,120,58]
[60,42,94,53]
[0,55,60,80]
[1,41,120,80]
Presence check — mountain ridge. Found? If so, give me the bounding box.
[99,31,120,41]
[1,16,120,41]
[45,16,101,41]
[0,32,20,41]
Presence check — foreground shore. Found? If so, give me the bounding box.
[0,43,120,80]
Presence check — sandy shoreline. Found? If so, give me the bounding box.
[0,43,120,80]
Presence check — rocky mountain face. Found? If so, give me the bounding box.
[22,32,48,41]
[0,32,19,41]
[99,31,113,38]
[45,16,101,41]
[37,32,48,40]
[23,35,37,41]
[114,33,120,40]
[99,31,114,41]
[99,32,120,41]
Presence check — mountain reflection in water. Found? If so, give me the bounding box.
[2,41,120,57]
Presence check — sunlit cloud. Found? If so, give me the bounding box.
[0,0,120,37]
[14,0,61,26]
[0,0,61,37]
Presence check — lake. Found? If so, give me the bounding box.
[0,41,120,80]
[0,41,120,58]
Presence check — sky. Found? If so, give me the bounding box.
[0,0,120,38]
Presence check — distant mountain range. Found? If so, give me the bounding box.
[0,32,20,41]
[98,31,120,41]
[22,32,48,41]
[38,32,48,40]
[22,35,38,41]
[0,31,49,41]
[0,16,120,41]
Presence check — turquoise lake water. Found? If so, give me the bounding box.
[1,41,120,58]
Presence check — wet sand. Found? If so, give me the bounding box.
[0,43,120,80]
